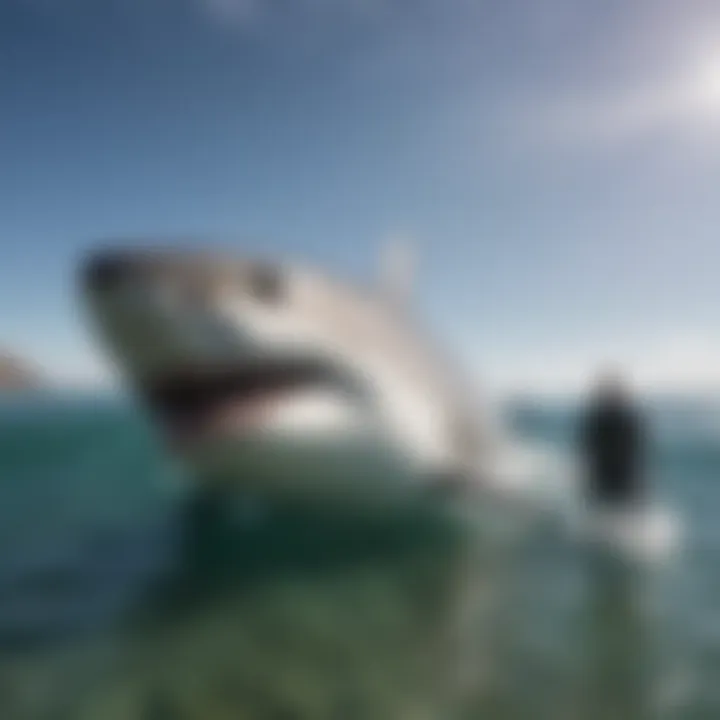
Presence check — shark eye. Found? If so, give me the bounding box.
[247,265,284,305]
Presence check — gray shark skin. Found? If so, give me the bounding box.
[79,246,492,505]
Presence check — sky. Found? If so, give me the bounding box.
[2,0,720,394]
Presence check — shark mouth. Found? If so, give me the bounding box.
[140,359,365,450]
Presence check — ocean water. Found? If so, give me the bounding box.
[0,393,718,719]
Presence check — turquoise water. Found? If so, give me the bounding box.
[0,393,718,718]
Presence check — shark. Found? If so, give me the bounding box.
[79,243,552,508]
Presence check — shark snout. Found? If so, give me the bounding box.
[80,248,268,380]
[80,247,332,387]
[82,251,136,296]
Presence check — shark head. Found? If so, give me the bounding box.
[79,245,487,495]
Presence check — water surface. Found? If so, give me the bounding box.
[0,393,717,718]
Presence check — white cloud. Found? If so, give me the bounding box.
[511,12,720,153]
[532,63,720,148]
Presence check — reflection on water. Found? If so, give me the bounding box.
[0,396,711,718]
[0,487,686,720]
[0,494,497,719]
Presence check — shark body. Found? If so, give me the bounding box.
[80,245,499,506]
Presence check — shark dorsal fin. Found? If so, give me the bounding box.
[380,237,415,306]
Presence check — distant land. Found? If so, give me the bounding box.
[0,351,43,390]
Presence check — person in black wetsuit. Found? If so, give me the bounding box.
[579,372,647,508]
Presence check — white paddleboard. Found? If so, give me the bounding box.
[567,500,683,563]
[479,440,684,564]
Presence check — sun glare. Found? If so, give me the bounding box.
[688,54,720,114]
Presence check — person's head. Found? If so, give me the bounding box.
[592,368,630,403]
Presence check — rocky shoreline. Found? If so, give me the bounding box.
[0,352,42,391]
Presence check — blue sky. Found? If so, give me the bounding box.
[2,0,720,393]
